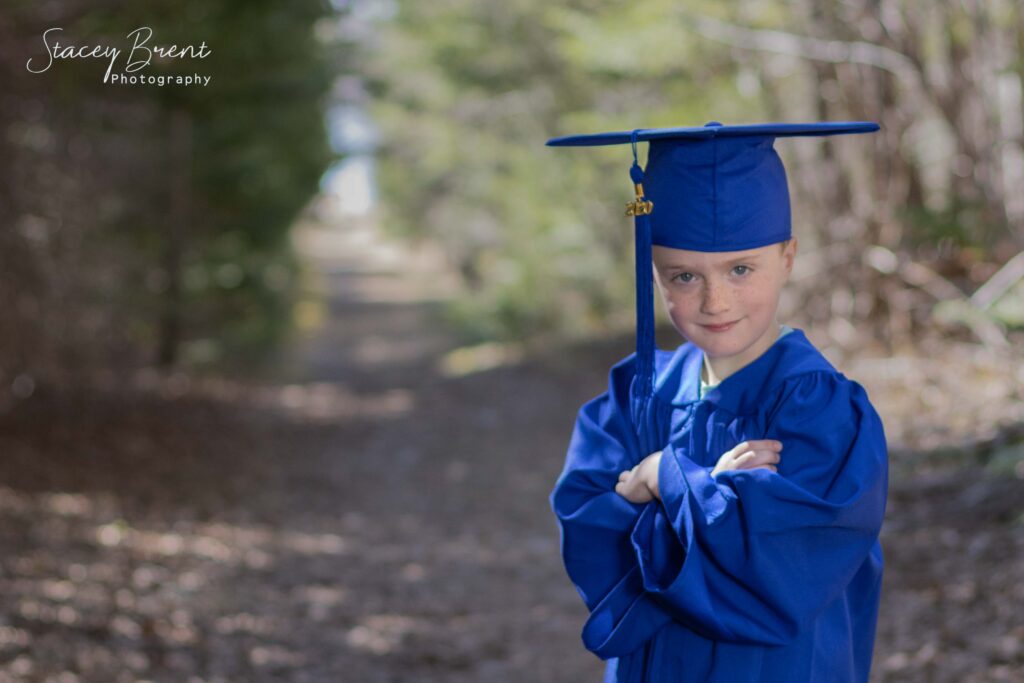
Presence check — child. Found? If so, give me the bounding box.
[548,122,888,682]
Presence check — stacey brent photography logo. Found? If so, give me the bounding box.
[25,26,212,87]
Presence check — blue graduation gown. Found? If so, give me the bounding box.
[550,328,888,682]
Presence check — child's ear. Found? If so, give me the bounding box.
[783,237,798,276]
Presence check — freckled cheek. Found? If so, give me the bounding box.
[745,276,774,301]
[739,278,782,312]
[736,281,765,301]
[662,292,706,325]
[663,278,779,327]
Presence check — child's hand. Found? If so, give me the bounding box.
[615,451,662,504]
[711,440,782,478]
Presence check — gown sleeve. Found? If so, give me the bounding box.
[549,353,675,659]
[630,370,888,646]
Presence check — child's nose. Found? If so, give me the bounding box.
[700,283,730,315]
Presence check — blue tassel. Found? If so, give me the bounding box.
[628,129,657,429]
[633,207,655,398]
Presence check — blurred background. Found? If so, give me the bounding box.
[1,0,1023,681]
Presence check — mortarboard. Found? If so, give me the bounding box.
[545,121,880,424]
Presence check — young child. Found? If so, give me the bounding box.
[547,122,888,682]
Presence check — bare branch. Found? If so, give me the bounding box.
[681,12,926,92]
[970,251,1024,309]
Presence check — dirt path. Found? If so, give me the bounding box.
[0,212,1022,682]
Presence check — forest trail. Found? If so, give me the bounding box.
[0,208,610,682]
[0,209,1021,682]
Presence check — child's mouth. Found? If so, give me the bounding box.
[701,320,739,333]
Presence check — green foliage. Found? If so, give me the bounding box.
[985,441,1024,478]
[897,199,1001,251]
[78,0,341,365]
[363,0,769,344]
[360,0,1024,347]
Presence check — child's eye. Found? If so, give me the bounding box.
[673,272,696,284]
[732,265,750,276]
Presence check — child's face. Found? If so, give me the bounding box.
[652,239,797,362]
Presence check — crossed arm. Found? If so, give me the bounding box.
[551,359,887,658]
[614,439,783,504]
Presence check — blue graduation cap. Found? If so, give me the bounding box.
[545,121,879,423]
